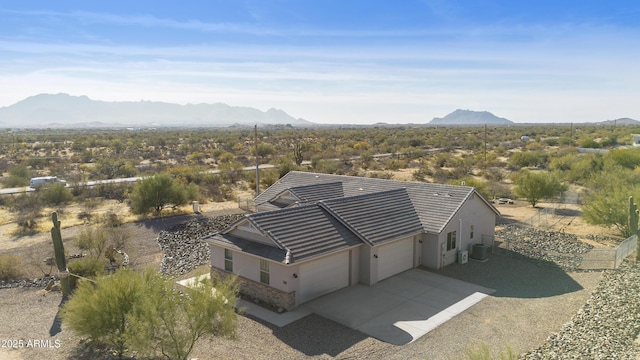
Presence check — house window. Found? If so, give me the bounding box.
[260,259,269,285]
[224,249,233,272]
[470,225,474,239]
[447,231,457,251]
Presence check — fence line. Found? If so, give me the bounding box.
[237,197,257,212]
[615,234,637,268]
[494,224,637,270]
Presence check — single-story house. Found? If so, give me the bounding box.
[204,171,500,309]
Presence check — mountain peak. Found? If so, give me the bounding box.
[430,109,513,125]
[0,94,314,128]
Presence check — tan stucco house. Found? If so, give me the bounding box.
[204,171,499,310]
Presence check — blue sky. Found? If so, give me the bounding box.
[1,1,639,124]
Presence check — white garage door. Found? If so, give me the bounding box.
[378,237,414,281]
[297,251,349,305]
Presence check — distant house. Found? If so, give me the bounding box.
[633,134,640,147]
[204,171,500,309]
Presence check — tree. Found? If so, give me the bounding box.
[129,174,187,214]
[93,157,136,179]
[61,268,146,357]
[129,273,238,360]
[513,170,566,207]
[582,169,640,237]
[62,269,238,360]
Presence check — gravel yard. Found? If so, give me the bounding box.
[1,207,639,359]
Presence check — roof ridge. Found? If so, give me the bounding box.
[320,187,408,205]
[287,170,473,190]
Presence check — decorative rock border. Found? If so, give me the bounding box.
[157,214,244,276]
[524,260,640,359]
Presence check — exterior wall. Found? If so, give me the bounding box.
[359,245,374,285]
[210,244,295,293]
[414,234,423,267]
[349,247,360,286]
[210,266,296,310]
[420,193,497,269]
[455,193,497,250]
[422,233,440,269]
[210,244,225,270]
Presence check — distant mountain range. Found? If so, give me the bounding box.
[0,93,314,128]
[598,118,640,126]
[430,109,513,125]
[0,95,636,128]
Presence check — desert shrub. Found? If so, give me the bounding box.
[0,255,23,281]
[40,183,73,205]
[75,227,108,259]
[314,159,339,174]
[384,159,405,171]
[412,167,432,182]
[94,182,131,202]
[260,169,280,188]
[68,257,105,281]
[508,151,547,170]
[99,211,123,227]
[3,164,31,188]
[605,147,640,170]
[433,168,452,183]
[367,171,394,180]
[579,138,601,148]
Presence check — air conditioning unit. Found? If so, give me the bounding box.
[458,250,468,264]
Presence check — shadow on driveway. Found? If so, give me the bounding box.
[431,251,585,298]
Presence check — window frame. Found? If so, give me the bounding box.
[224,249,233,272]
[259,259,269,285]
[447,231,457,251]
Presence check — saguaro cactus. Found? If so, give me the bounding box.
[293,142,303,166]
[51,212,70,298]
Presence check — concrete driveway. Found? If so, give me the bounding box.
[302,269,494,345]
[238,268,494,345]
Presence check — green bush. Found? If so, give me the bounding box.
[40,183,73,205]
[0,255,23,281]
[67,257,105,279]
[62,268,238,360]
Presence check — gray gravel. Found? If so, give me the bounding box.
[524,260,640,359]
[157,214,244,275]
[496,225,594,271]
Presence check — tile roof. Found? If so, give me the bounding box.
[288,181,344,203]
[255,171,499,233]
[267,181,344,209]
[205,233,287,263]
[320,188,424,245]
[207,203,363,264]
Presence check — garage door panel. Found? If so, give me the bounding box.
[298,251,349,304]
[378,237,414,281]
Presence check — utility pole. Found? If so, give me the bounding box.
[255,124,259,197]
[484,124,487,165]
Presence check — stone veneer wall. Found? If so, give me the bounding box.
[210,267,296,310]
